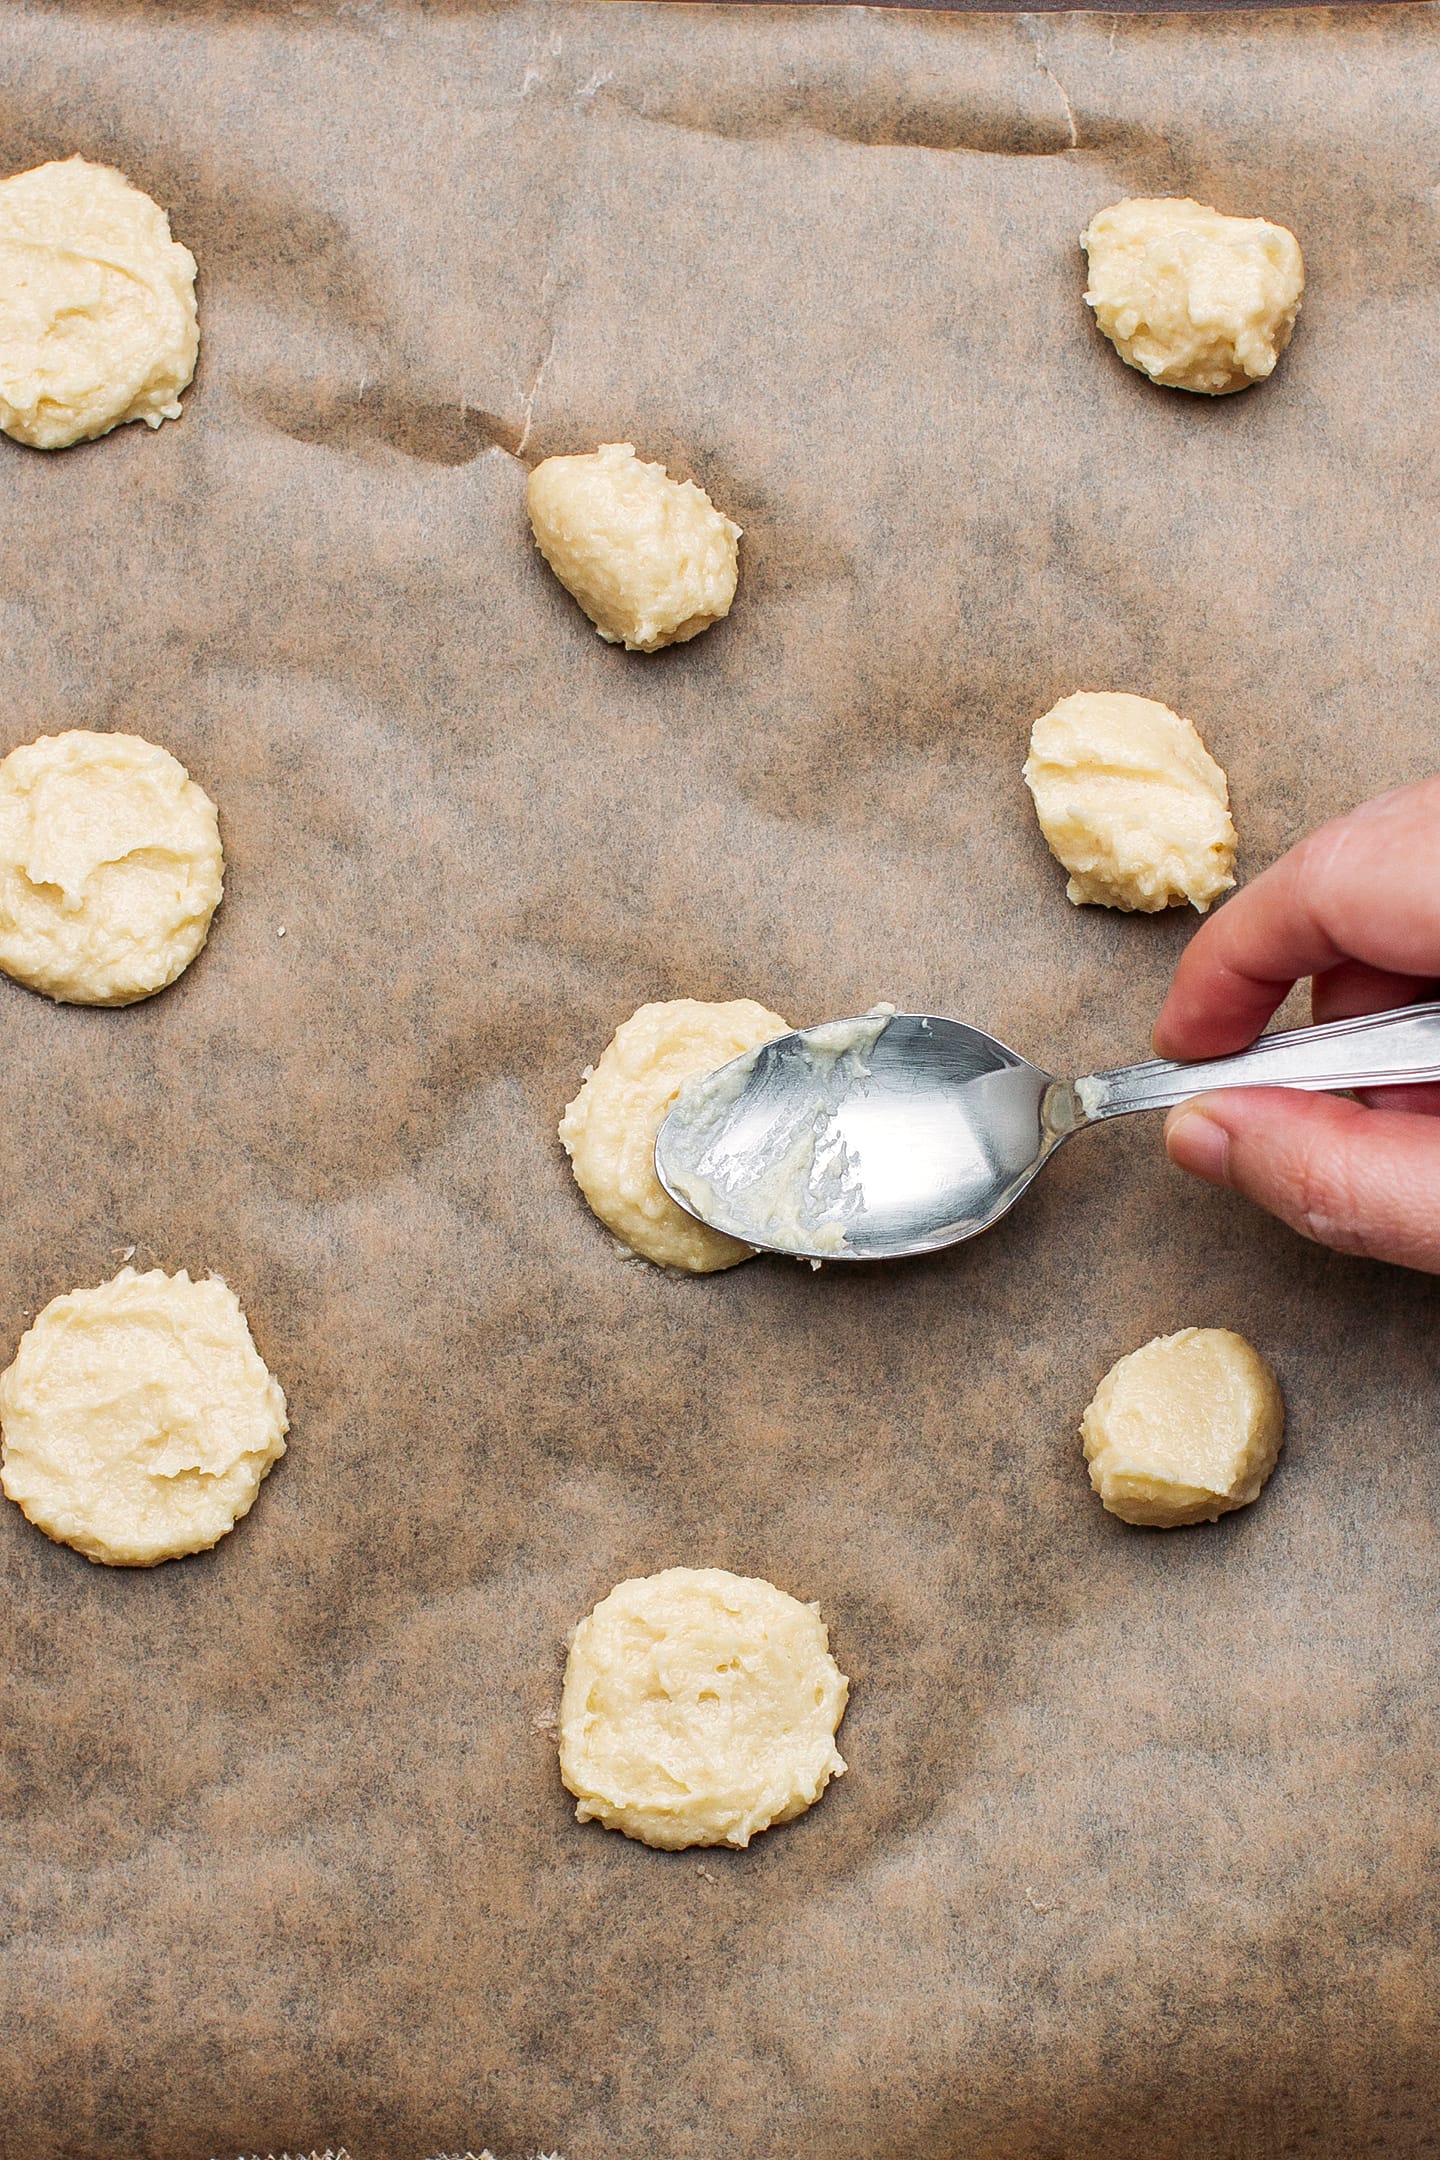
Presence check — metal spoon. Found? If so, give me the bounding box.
[654,1002,1440,1262]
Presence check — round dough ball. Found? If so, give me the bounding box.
[1082,1328,1284,1528]
[559,997,789,1271]
[0,156,199,449]
[0,1266,288,1567]
[559,1566,849,1850]
[1023,691,1236,914]
[1082,196,1304,397]
[527,441,741,652]
[0,730,224,1005]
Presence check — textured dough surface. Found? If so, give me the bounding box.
[1082,196,1304,396]
[559,1566,849,1849]
[0,156,198,448]
[559,997,789,1271]
[0,729,224,1004]
[1023,691,1236,913]
[1082,1328,1284,1528]
[0,1267,288,1566]
[528,441,741,651]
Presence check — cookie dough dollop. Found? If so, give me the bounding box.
[560,997,789,1271]
[0,1266,288,1567]
[1024,691,1236,913]
[1082,196,1304,396]
[1082,1328,1284,1528]
[559,1566,849,1849]
[0,155,199,448]
[0,729,224,1005]
[527,442,741,651]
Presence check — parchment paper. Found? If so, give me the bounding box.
[1,5,1438,2157]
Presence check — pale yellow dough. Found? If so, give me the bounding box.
[1082,196,1304,397]
[1024,692,1236,914]
[0,730,224,1005]
[559,1566,849,1850]
[559,997,789,1271]
[1082,1328,1284,1529]
[0,1267,288,1567]
[527,442,741,651]
[0,156,199,449]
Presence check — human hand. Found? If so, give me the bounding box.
[1153,776,1440,1270]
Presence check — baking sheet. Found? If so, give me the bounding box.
[1,5,1438,2157]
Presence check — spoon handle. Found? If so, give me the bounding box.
[1077,1000,1440,1122]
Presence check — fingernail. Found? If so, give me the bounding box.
[1165,1103,1230,1186]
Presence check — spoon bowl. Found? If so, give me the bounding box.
[654,1001,1440,1262]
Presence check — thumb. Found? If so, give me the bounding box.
[1164,1088,1440,1273]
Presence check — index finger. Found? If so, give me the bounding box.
[1154,776,1440,1060]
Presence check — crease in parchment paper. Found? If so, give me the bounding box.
[250,381,524,464]
[600,76,1078,158]
[508,4,1079,156]
[513,230,571,464]
[1020,14,1081,150]
[514,327,556,459]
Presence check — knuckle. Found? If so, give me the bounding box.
[1288,1137,1372,1257]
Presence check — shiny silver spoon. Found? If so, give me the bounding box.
[654,1002,1440,1261]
